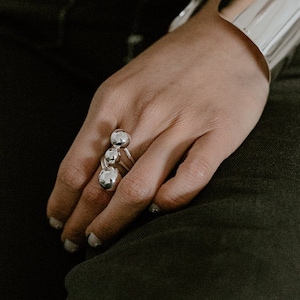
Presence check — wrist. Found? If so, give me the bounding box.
[219,0,300,81]
[169,0,270,81]
[170,0,300,81]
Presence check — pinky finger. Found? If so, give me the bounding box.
[153,131,231,211]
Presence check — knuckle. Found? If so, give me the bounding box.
[157,184,190,210]
[58,164,88,192]
[99,77,118,92]
[158,192,182,210]
[180,158,214,185]
[81,184,106,210]
[118,176,151,206]
[96,78,126,104]
[93,79,131,119]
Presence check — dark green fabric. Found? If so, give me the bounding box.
[65,48,300,299]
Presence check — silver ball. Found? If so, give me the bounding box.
[104,147,120,165]
[98,167,121,191]
[110,129,130,148]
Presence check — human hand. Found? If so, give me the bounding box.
[47,1,269,252]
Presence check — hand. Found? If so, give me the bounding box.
[47,1,269,252]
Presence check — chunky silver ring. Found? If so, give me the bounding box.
[98,129,135,191]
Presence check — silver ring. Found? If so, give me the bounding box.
[98,129,135,191]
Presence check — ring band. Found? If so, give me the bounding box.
[98,129,135,191]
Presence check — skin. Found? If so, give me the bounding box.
[47,0,269,251]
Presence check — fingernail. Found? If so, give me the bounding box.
[149,203,161,213]
[88,232,103,248]
[64,239,79,253]
[49,217,64,230]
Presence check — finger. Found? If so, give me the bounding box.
[46,110,117,225]
[60,166,113,249]
[86,129,195,246]
[153,130,232,211]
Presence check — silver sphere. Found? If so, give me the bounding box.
[110,129,130,148]
[98,167,121,191]
[104,147,120,164]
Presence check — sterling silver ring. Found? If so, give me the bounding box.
[98,129,135,191]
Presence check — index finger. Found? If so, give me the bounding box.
[46,111,117,225]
